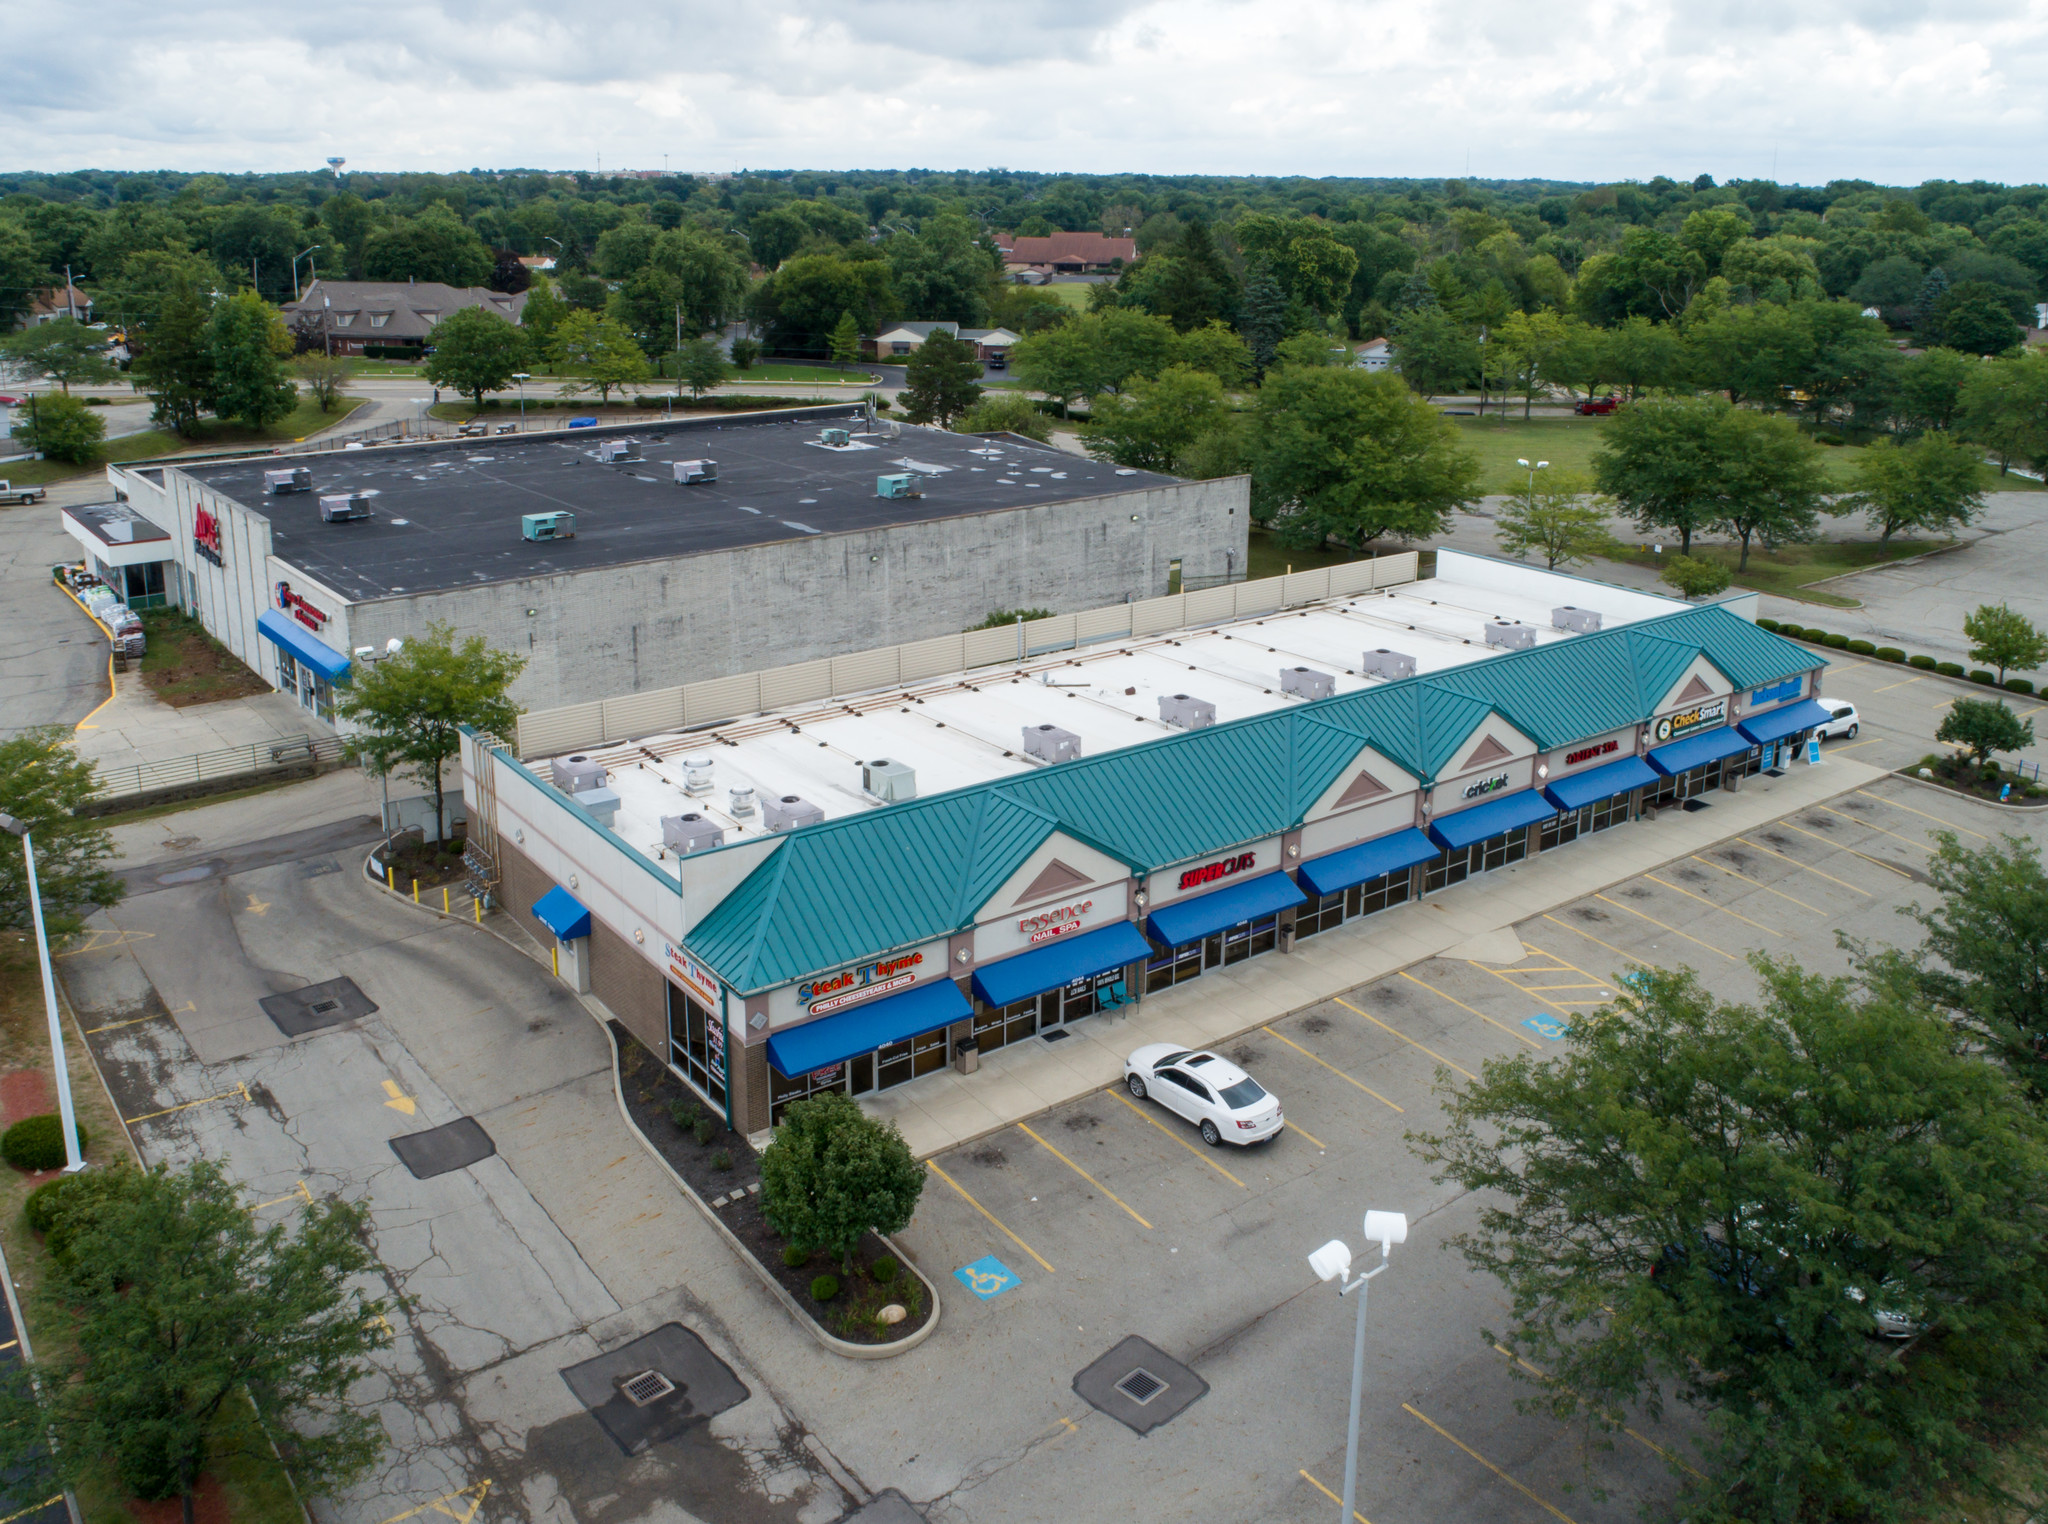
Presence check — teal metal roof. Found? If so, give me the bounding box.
[685,602,1821,994]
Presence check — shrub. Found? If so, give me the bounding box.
[711,1150,733,1171]
[1756,617,1781,632]
[1847,640,1876,655]
[1824,633,1852,649]
[782,1243,811,1269]
[871,1256,899,1285]
[1909,654,1938,670]
[810,1274,841,1302]
[1970,670,1996,685]
[1936,661,1966,678]
[1877,647,1907,663]
[2,1114,87,1172]
[693,1117,718,1146]
[2007,678,2036,695]
[24,1176,72,1233]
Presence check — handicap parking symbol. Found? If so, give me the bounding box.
[1522,1013,1569,1041]
[954,1255,1021,1300]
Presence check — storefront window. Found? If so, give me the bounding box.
[876,1027,950,1089]
[1539,792,1633,852]
[1294,871,1412,940]
[1423,829,1529,893]
[666,982,728,1111]
[275,650,299,694]
[971,997,1040,1054]
[1144,913,1282,993]
[770,1063,844,1124]
[122,562,167,609]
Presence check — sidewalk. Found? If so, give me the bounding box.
[74,665,326,777]
[863,755,1893,1157]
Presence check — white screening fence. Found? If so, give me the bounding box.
[513,551,1420,759]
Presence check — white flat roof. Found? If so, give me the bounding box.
[554,573,1682,879]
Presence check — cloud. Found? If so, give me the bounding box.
[4,0,2046,183]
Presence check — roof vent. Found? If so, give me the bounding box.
[727,786,756,818]
[764,794,825,832]
[1360,648,1417,681]
[1158,693,1216,731]
[662,812,724,855]
[681,756,714,796]
[595,439,641,463]
[573,786,620,828]
[877,473,923,500]
[264,467,312,495]
[1552,606,1601,634]
[862,758,916,802]
[1022,723,1082,763]
[318,493,371,522]
[521,511,574,541]
[820,427,851,447]
[551,755,606,793]
[674,459,716,484]
[1280,666,1335,701]
[1486,621,1537,651]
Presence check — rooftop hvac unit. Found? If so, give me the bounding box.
[264,467,312,495]
[673,459,717,484]
[727,786,756,817]
[1159,693,1216,731]
[573,786,620,828]
[319,493,371,523]
[1281,666,1335,701]
[1023,723,1083,763]
[1552,606,1602,634]
[522,511,575,542]
[595,439,642,463]
[764,794,825,832]
[862,757,917,802]
[1486,621,1537,651]
[876,473,922,500]
[662,812,724,855]
[681,756,715,795]
[1360,648,1417,681]
[820,427,851,447]
[551,754,607,793]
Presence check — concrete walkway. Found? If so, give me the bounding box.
[73,664,327,780]
[864,754,1892,1158]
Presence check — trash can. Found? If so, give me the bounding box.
[954,1037,980,1075]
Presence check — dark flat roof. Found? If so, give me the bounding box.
[179,411,1178,601]
[65,501,170,547]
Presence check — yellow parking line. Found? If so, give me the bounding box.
[1825,736,1884,754]
[1333,997,1478,1081]
[1286,1119,1328,1150]
[1688,853,1826,915]
[1537,914,1646,968]
[1642,872,1784,938]
[1874,674,1924,692]
[1493,1346,1707,1480]
[1734,836,1873,896]
[1406,969,1547,1045]
[85,1011,169,1034]
[1518,938,1624,989]
[1812,803,1932,852]
[123,1081,250,1125]
[925,1159,1055,1272]
[1856,789,1987,840]
[1593,893,1740,962]
[1262,1025,1404,1113]
[1017,1123,1151,1229]
[1402,1404,1580,1524]
[1506,980,1608,990]
[0,1497,66,1524]
[1297,1469,1373,1523]
[1105,1086,1248,1188]
[1774,819,1911,879]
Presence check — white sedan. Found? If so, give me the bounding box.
[1123,1043,1284,1147]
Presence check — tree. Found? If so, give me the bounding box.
[1080,364,1229,472]
[360,214,492,287]
[1493,471,1618,569]
[1932,292,2025,357]
[952,391,1052,443]
[0,221,43,331]
[885,213,996,326]
[1387,305,1477,399]
[207,291,296,431]
[1963,603,2048,685]
[130,277,215,436]
[1845,432,1986,541]
[758,1091,922,1276]
[897,331,983,427]
[424,307,529,408]
[1957,350,2048,477]
[1893,347,1974,432]
[1937,696,2035,766]
[12,393,105,465]
[826,310,862,370]
[335,622,526,840]
[746,253,899,356]
[1171,320,1255,389]
[0,1162,389,1524]
[1717,408,1831,569]
[1593,393,1737,557]
[516,274,569,361]
[1416,957,2048,1523]
[729,336,761,371]
[1239,259,1286,372]
[0,730,122,937]
[673,338,728,400]
[1250,368,1480,551]
[549,311,651,403]
[1660,553,1734,599]
[0,318,117,393]
[291,352,355,413]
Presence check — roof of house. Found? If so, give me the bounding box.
[681,601,1818,991]
[26,286,91,317]
[995,233,1137,266]
[875,321,961,340]
[280,280,528,342]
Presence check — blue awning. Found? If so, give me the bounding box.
[531,885,591,940]
[1647,724,1755,776]
[1427,789,1557,852]
[766,978,971,1079]
[1298,828,1438,898]
[1739,698,1834,746]
[972,920,1152,1009]
[1544,755,1659,812]
[255,609,351,682]
[1146,871,1307,949]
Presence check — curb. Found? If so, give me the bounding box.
[1886,767,2048,812]
[1781,635,2038,700]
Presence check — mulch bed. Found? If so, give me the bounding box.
[372,831,472,890]
[1906,757,2048,806]
[611,1023,930,1346]
[126,1474,228,1524]
[138,614,269,708]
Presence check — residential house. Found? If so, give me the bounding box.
[993,232,1136,275]
[18,285,92,328]
[279,279,529,355]
[872,321,1021,366]
[1355,337,1393,372]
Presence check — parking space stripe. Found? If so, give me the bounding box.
[1687,853,1826,915]
[1641,873,1783,938]
[1406,969,1548,1045]
[1855,789,1987,840]
[1297,1469,1373,1523]
[1812,803,1933,852]
[1774,820,1911,879]
[1402,1404,1580,1524]
[1332,997,1479,1081]
[1592,894,1740,962]
[1015,1123,1152,1229]
[1104,1087,1248,1188]
[1874,674,1924,692]
[1262,1025,1404,1112]
[1285,1119,1329,1150]
[1509,981,1608,990]
[1492,1345,1707,1481]
[1536,915,1647,967]
[925,1160,1056,1272]
[1733,836,1873,895]
[1518,940,1622,993]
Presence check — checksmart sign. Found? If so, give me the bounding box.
[1523,1014,1569,1041]
[955,1255,1021,1300]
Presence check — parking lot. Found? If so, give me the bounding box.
[891,773,2036,1524]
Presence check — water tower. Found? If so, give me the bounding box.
[326,157,346,178]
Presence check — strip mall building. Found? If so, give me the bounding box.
[459,551,1831,1140]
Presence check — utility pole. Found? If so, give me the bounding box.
[64,265,76,322]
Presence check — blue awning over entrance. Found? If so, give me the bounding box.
[531,885,591,940]
[1544,755,1659,812]
[1647,724,1754,775]
[256,609,351,682]
[766,978,971,1079]
[1298,828,1439,898]
[1428,789,1556,852]
[972,920,1152,1009]
[1145,872,1307,949]
[1738,698,1834,746]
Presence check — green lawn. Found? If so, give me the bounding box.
[731,365,878,384]
[6,396,369,485]
[1609,537,1952,608]
[1039,284,1096,311]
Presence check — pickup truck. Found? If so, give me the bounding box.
[0,480,47,505]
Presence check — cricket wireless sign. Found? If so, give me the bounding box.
[1654,697,1726,743]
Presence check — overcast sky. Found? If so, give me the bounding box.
[8,0,2044,185]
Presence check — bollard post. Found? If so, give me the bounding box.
[474,896,482,923]
[551,945,559,977]
[442,886,450,913]
[385,864,394,889]
[411,878,419,903]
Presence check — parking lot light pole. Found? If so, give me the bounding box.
[0,814,86,1173]
[1309,1211,1407,1524]
[1517,457,1549,495]
[513,372,530,431]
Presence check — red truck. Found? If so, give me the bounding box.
[1574,395,1621,416]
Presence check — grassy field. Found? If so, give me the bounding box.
[6,396,369,485]
[1609,537,1951,607]
[731,364,878,384]
[1038,283,1097,310]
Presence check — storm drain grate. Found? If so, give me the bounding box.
[560,1323,750,1458]
[260,977,378,1038]
[1073,1335,1208,1435]
[619,1370,675,1407]
[1114,1369,1166,1405]
[308,1000,341,1016]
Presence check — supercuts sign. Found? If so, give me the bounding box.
[1179,851,1256,892]
[1655,697,1727,744]
[193,506,224,567]
[275,581,329,632]
[799,952,923,1016]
